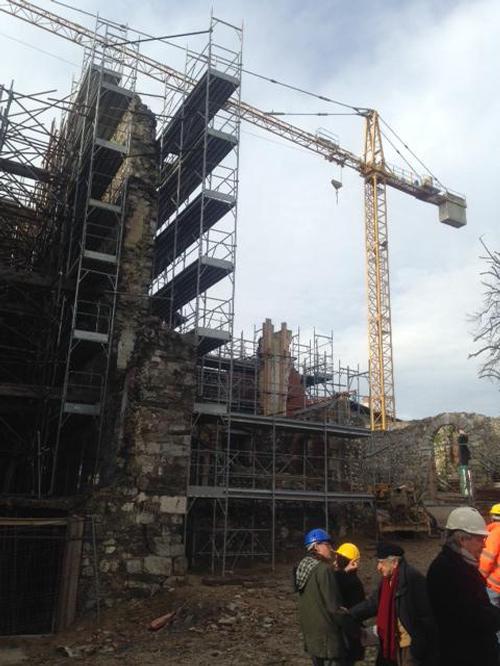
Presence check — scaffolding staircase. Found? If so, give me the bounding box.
[152,43,241,355]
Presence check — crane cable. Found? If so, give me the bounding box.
[241,68,367,115]
[379,129,422,178]
[49,0,367,115]
[380,116,444,189]
[39,0,440,185]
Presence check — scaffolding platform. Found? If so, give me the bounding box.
[153,190,235,277]
[0,157,51,183]
[82,199,123,264]
[202,354,254,373]
[158,128,238,223]
[205,411,370,437]
[86,138,127,200]
[188,485,373,503]
[67,65,132,149]
[98,81,134,140]
[63,402,100,416]
[192,327,232,355]
[153,255,234,318]
[160,66,239,159]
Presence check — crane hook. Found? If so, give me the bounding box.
[330,177,343,204]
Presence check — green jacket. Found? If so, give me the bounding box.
[295,555,345,659]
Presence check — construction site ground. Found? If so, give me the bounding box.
[0,535,442,666]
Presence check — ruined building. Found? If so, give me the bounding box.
[0,19,373,635]
[2,10,500,640]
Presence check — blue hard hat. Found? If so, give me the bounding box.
[304,528,331,549]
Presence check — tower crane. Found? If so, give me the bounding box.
[0,0,467,430]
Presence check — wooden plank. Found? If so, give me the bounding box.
[56,517,84,631]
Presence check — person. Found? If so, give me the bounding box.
[457,430,472,497]
[294,528,347,666]
[427,506,500,666]
[348,542,437,666]
[479,503,500,616]
[334,543,365,665]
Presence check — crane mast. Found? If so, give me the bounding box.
[363,111,394,430]
[0,0,467,430]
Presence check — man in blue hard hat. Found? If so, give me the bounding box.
[294,528,349,666]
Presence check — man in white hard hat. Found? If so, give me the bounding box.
[427,506,500,666]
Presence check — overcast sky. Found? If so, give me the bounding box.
[1,0,499,420]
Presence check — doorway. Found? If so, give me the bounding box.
[0,517,82,635]
[432,424,460,493]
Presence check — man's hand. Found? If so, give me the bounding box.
[345,558,359,573]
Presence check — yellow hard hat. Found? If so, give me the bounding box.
[336,542,360,561]
[490,504,500,516]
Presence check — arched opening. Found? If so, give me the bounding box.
[431,424,460,494]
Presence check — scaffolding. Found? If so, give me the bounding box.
[0,84,64,496]
[196,322,368,419]
[47,19,139,495]
[0,9,373,577]
[0,14,244,497]
[152,16,242,356]
[187,322,371,572]
[0,84,58,269]
[0,15,143,496]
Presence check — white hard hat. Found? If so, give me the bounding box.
[445,507,488,536]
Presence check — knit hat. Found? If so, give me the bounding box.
[376,542,405,559]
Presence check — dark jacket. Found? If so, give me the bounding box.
[295,555,345,660]
[350,558,438,665]
[335,570,365,662]
[427,545,500,666]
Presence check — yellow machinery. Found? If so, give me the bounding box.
[375,483,433,535]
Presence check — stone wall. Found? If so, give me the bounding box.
[79,324,195,609]
[110,97,158,372]
[355,412,500,496]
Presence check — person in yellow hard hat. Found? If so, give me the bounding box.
[334,543,365,665]
[479,503,500,647]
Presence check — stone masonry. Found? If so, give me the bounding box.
[77,96,197,609]
[356,412,500,497]
[79,323,195,609]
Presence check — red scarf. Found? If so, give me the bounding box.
[376,566,399,662]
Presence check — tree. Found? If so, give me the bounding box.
[470,239,500,382]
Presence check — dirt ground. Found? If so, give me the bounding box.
[0,534,442,666]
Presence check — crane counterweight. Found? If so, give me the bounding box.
[439,194,467,228]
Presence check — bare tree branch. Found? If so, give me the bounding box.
[469,239,500,392]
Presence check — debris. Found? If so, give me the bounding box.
[0,647,29,664]
[148,610,177,631]
[55,646,82,658]
[217,616,237,626]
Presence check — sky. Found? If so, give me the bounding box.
[0,0,499,420]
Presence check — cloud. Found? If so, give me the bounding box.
[0,0,498,419]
